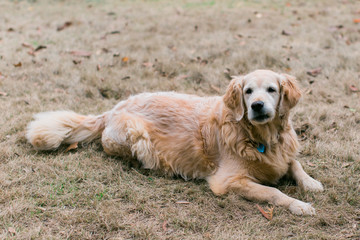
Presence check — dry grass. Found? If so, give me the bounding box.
[0,0,359,239]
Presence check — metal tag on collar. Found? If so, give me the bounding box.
[257,143,266,153]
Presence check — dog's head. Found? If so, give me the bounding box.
[223,70,301,125]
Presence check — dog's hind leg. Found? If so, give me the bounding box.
[101,111,159,169]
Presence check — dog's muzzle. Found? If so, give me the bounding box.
[250,101,272,123]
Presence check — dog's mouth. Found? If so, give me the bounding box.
[248,107,275,124]
[252,114,270,122]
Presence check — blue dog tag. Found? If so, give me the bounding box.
[257,143,266,153]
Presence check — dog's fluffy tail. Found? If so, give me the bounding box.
[26,111,107,150]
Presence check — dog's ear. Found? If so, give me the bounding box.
[223,76,244,121]
[279,73,302,115]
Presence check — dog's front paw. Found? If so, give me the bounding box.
[289,200,316,215]
[300,177,324,192]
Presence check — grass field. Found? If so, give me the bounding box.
[0,0,359,239]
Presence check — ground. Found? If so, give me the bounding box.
[0,0,359,239]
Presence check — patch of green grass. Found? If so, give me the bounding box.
[184,0,215,8]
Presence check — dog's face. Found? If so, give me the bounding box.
[242,71,281,124]
[224,70,301,124]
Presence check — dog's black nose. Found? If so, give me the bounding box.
[251,101,264,112]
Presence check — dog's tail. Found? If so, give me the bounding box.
[26,111,107,150]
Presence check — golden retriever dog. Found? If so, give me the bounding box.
[26,69,323,215]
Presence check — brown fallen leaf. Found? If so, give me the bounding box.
[176,200,190,204]
[8,227,16,234]
[281,30,292,36]
[122,56,129,62]
[102,48,110,53]
[285,67,292,73]
[210,84,221,94]
[224,68,232,80]
[37,206,46,211]
[55,88,67,94]
[349,85,359,92]
[235,34,243,39]
[0,91,8,96]
[142,62,153,68]
[27,51,35,56]
[327,127,337,133]
[34,45,47,52]
[341,162,351,168]
[13,62,22,67]
[176,74,189,81]
[329,25,344,32]
[26,45,46,56]
[69,51,91,58]
[57,21,72,31]
[239,40,246,46]
[200,59,208,66]
[306,68,322,77]
[306,161,316,167]
[295,123,310,136]
[7,28,15,32]
[22,42,34,50]
[256,204,274,221]
[162,221,167,232]
[168,45,177,52]
[65,142,78,153]
[73,60,82,65]
[96,64,101,71]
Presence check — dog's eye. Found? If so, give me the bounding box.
[267,87,276,93]
[245,88,253,94]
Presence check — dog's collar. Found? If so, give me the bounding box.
[257,143,266,153]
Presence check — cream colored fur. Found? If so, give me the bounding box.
[26,111,105,150]
[26,70,323,215]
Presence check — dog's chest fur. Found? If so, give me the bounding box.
[246,148,291,184]
[242,132,298,184]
